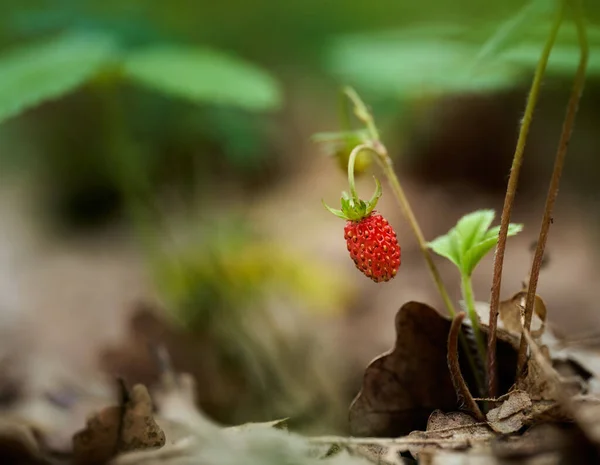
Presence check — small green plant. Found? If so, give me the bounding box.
[427,210,523,365]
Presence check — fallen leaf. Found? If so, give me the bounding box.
[72,383,165,465]
[407,411,494,460]
[72,405,121,465]
[491,423,574,460]
[486,390,559,434]
[225,418,289,433]
[0,417,46,465]
[119,384,166,452]
[499,291,547,339]
[348,301,517,437]
[343,444,413,465]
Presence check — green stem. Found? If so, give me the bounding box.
[338,87,353,133]
[461,274,487,365]
[344,86,380,142]
[347,145,363,203]
[516,0,588,378]
[486,0,565,397]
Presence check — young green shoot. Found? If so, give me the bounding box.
[428,210,523,373]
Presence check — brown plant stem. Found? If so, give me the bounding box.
[516,0,589,378]
[448,312,485,421]
[486,2,565,397]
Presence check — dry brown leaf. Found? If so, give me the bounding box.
[485,390,559,434]
[345,444,413,465]
[72,383,165,465]
[492,423,577,460]
[72,405,121,465]
[499,292,547,339]
[0,417,46,465]
[349,301,517,437]
[418,448,496,465]
[119,385,166,452]
[407,411,494,460]
[517,344,556,400]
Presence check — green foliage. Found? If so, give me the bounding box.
[122,45,282,111]
[0,31,282,126]
[0,31,116,122]
[428,209,523,277]
[325,1,600,100]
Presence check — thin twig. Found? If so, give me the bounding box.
[487,2,565,397]
[309,432,487,447]
[448,312,485,421]
[516,0,589,378]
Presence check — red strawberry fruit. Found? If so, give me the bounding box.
[344,211,400,282]
[323,175,401,283]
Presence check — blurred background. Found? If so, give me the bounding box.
[0,0,599,441]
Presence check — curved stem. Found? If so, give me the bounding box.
[448,312,485,421]
[516,0,588,378]
[487,1,565,397]
[461,274,487,364]
[347,144,365,203]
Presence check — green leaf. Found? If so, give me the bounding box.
[325,26,524,99]
[123,46,281,111]
[0,31,116,124]
[428,210,523,277]
[325,13,600,101]
[461,222,523,276]
[454,209,496,256]
[472,0,556,68]
[428,230,462,269]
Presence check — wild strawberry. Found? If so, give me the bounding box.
[344,211,400,282]
[323,173,401,283]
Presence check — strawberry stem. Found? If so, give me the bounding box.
[341,87,486,395]
[461,273,487,366]
[347,145,363,203]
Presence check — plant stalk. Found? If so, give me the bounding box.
[461,274,487,364]
[516,0,588,377]
[347,145,363,203]
[448,312,485,421]
[486,1,565,397]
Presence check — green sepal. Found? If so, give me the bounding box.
[322,199,349,220]
[323,175,383,222]
[364,176,382,215]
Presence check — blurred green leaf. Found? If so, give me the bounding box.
[123,45,282,110]
[472,0,555,67]
[326,31,522,98]
[0,31,116,123]
[326,12,600,100]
